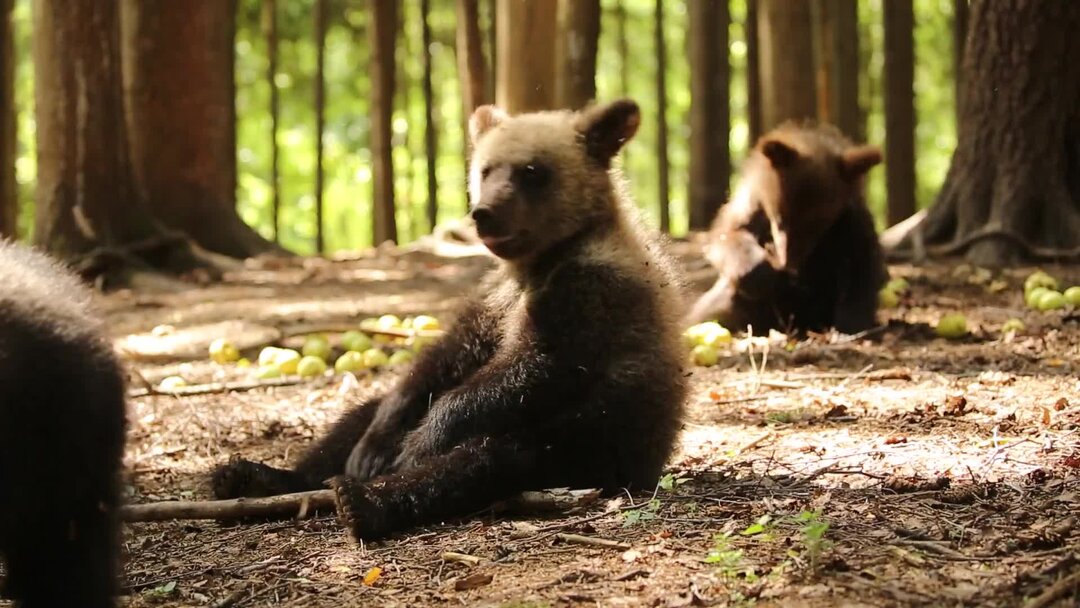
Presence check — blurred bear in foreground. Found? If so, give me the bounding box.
[0,239,127,608]
[686,122,888,335]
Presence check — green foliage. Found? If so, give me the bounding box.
[7,0,961,252]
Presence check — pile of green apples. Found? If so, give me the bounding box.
[682,321,733,367]
[204,314,441,381]
[1023,270,1080,312]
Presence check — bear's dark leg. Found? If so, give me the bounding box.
[329,435,536,541]
[212,397,381,499]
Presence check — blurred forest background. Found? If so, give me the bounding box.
[2,0,960,257]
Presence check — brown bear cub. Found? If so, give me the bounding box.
[0,239,127,608]
[686,122,888,334]
[211,99,689,541]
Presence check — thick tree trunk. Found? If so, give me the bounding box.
[953,0,968,121]
[263,0,281,242]
[369,0,398,244]
[496,0,557,113]
[813,0,861,141]
[745,0,763,143]
[421,0,438,231]
[455,0,489,115]
[654,0,670,233]
[556,0,600,110]
[883,0,915,227]
[121,0,280,260]
[887,0,1080,266]
[688,0,730,231]
[757,0,816,131]
[0,0,15,237]
[314,0,326,253]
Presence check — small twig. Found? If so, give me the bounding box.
[554,533,631,551]
[894,540,968,559]
[735,432,773,457]
[128,376,308,399]
[833,364,875,393]
[1025,568,1080,608]
[441,551,482,566]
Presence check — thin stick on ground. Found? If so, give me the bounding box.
[554,533,631,551]
[121,487,601,523]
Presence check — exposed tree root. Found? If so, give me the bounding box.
[885,221,1080,264]
[70,232,244,290]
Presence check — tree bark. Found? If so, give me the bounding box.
[496,0,557,113]
[883,0,915,227]
[887,0,1080,266]
[262,0,281,243]
[33,0,214,279]
[813,0,861,141]
[688,0,730,231]
[314,0,326,253]
[745,0,763,143]
[654,0,670,233]
[121,0,280,260]
[369,0,398,245]
[556,0,601,110]
[757,0,816,131]
[421,0,438,231]
[455,0,489,115]
[953,0,969,120]
[0,0,15,238]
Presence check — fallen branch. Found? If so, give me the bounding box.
[121,486,601,523]
[128,376,309,399]
[1026,568,1080,608]
[554,533,631,551]
[441,551,482,566]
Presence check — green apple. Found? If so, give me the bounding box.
[297,355,328,377]
[208,338,240,364]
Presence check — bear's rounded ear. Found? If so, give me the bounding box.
[469,105,508,145]
[576,98,641,166]
[759,139,800,168]
[839,145,883,180]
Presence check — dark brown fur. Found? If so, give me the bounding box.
[212,99,689,542]
[0,239,127,608]
[687,122,888,334]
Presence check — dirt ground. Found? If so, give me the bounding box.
[29,237,1080,607]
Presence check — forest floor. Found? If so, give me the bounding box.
[39,236,1080,607]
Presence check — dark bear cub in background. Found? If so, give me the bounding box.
[212,98,689,542]
[0,240,127,607]
[686,122,888,334]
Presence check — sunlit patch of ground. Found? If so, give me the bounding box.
[24,242,1076,608]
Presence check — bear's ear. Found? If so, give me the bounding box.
[759,138,800,169]
[576,98,641,166]
[839,145,883,180]
[469,105,508,145]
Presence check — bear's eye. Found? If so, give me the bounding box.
[517,163,551,190]
[480,165,493,180]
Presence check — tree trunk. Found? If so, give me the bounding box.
[421,0,438,231]
[757,0,816,131]
[883,0,915,227]
[314,0,326,253]
[887,0,1080,266]
[745,0,763,143]
[121,0,280,260]
[813,0,861,141]
[369,0,398,245]
[953,0,968,120]
[33,0,213,280]
[688,0,730,231]
[262,0,281,242]
[496,0,557,113]
[654,0,670,233]
[455,0,489,115]
[556,0,600,110]
[0,0,15,238]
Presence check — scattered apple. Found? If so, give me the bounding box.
[258,346,283,367]
[878,287,900,309]
[1064,286,1080,306]
[302,334,332,361]
[412,315,440,331]
[159,376,188,391]
[341,330,373,353]
[1001,318,1025,334]
[297,355,328,377]
[335,351,365,373]
[362,348,390,368]
[885,277,910,294]
[935,313,968,339]
[377,314,402,329]
[256,365,282,379]
[275,349,302,374]
[388,350,415,367]
[690,344,719,367]
[208,338,240,364]
[1037,290,1067,311]
[1024,270,1058,294]
[1025,287,1050,308]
